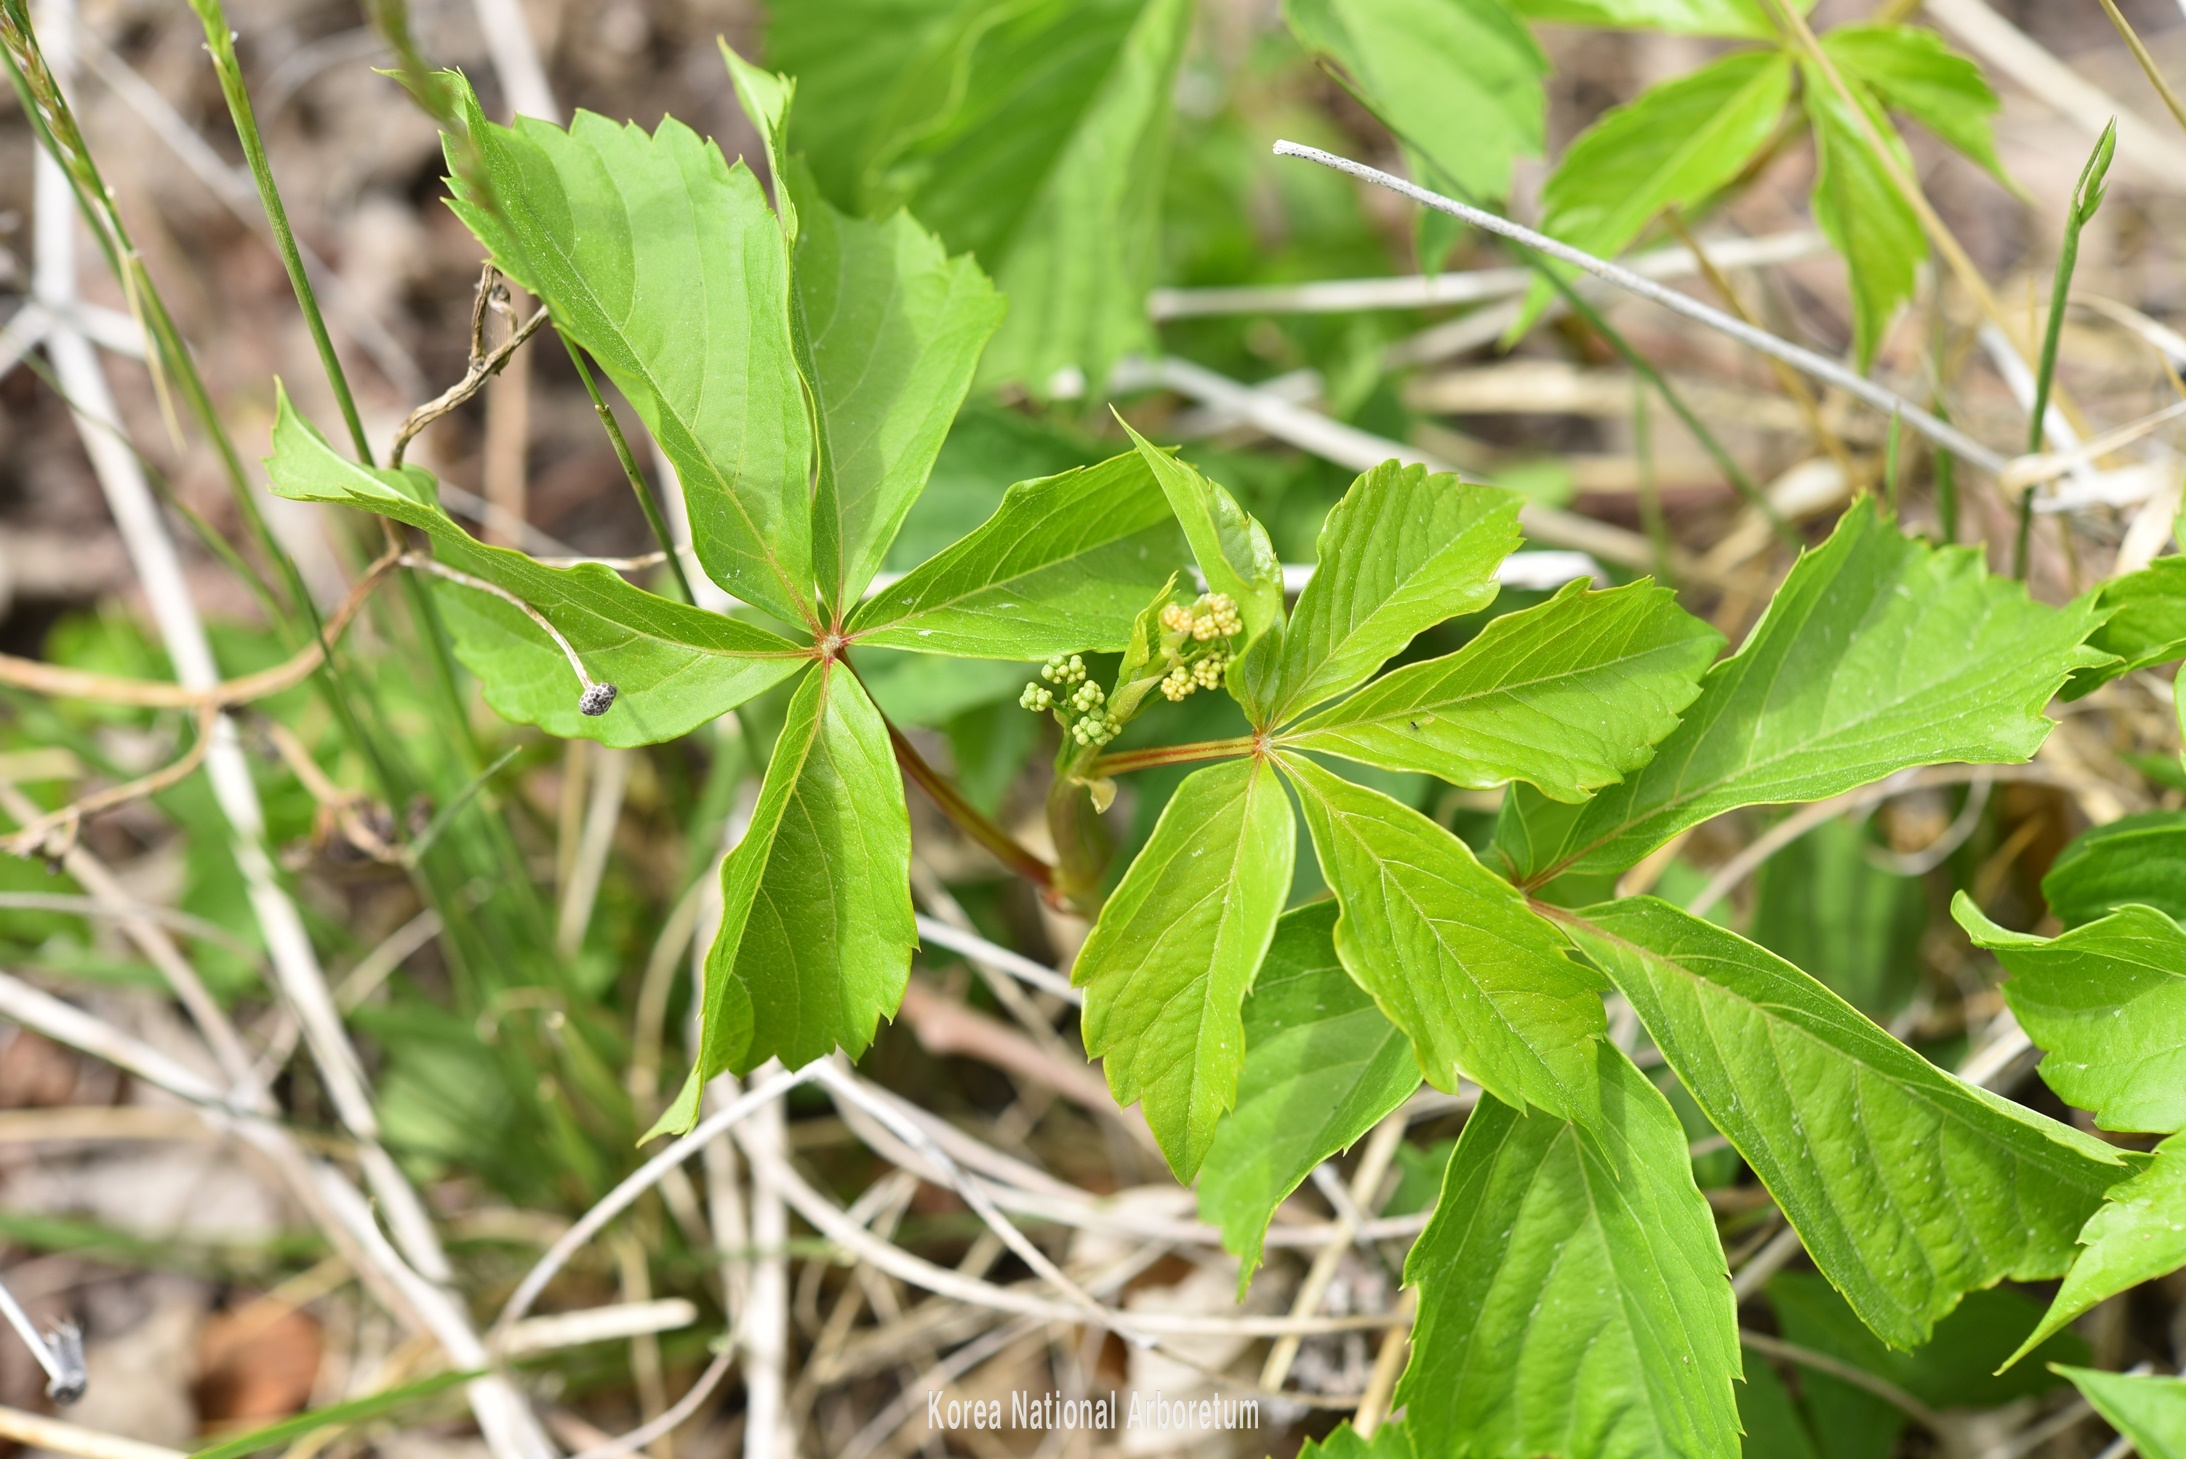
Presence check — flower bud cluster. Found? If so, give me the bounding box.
[1159,591,1242,642]
[1153,592,1241,702]
[1159,650,1228,702]
[1022,654,1117,745]
[1021,595,1244,745]
[1071,712,1117,746]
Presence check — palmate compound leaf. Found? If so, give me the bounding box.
[772,0,1188,393]
[1507,0,1787,37]
[1195,901,1418,1291]
[1279,753,1606,1120]
[1823,24,2008,186]
[1760,1274,2084,1459]
[1559,896,2132,1348]
[1954,894,2186,1133]
[264,392,805,747]
[1765,1273,2083,1414]
[2054,1367,2186,1459]
[443,77,816,627]
[793,178,1005,609]
[1399,1039,1740,1459]
[1522,48,1791,329]
[657,658,914,1135]
[1299,1418,1419,1459]
[2043,812,2186,927]
[2064,555,2186,699]
[1282,578,1721,801]
[845,450,1183,658]
[1283,0,1546,204]
[1498,500,2107,884]
[1071,757,1293,1180]
[1805,65,1927,371]
[974,0,1190,393]
[1119,423,1284,649]
[1751,818,1926,1021]
[2009,1135,2186,1364]
[1249,461,1522,726]
[722,46,1009,611]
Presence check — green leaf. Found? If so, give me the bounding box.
[1767,1273,2083,1417]
[1806,66,1927,371]
[1072,758,1294,1180]
[1507,0,1781,37]
[780,0,1187,391]
[1196,901,1418,1292]
[1499,500,2104,882]
[2065,556,2186,698]
[788,168,1006,606]
[720,43,797,238]
[1561,896,2130,1348]
[265,392,804,747]
[1954,894,2186,1133]
[1119,423,1284,645]
[1398,1041,1740,1459]
[2054,1367,2186,1459]
[1737,1357,1822,1459]
[846,450,1182,658]
[1529,50,1792,320]
[677,662,913,1111]
[762,0,956,209]
[2013,1136,2186,1363]
[1283,579,1721,801]
[190,1371,479,1459]
[978,0,1189,392]
[2043,812,2186,927]
[443,79,816,625]
[1284,0,1546,203]
[1258,461,1521,724]
[1823,25,2007,185]
[1281,753,1606,1119]
[1299,1418,1419,1459]
[1750,818,1926,1019]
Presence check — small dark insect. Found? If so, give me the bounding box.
[580,682,620,716]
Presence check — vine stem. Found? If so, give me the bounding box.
[1087,735,1259,777]
[884,719,1054,890]
[560,329,699,604]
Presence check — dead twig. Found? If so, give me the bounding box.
[2,706,217,860]
[0,548,397,710]
[389,265,549,468]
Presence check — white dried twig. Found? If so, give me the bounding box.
[1149,229,1825,317]
[500,1300,699,1358]
[494,1066,817,1335]
[0,1404,182,1459]
[1270,141,2010,476]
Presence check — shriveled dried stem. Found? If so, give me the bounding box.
[0,548,397,710]
[389,267,549,468]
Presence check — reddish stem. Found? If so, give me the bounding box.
[886,721,1054,890]
[1086,735,1258,778]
